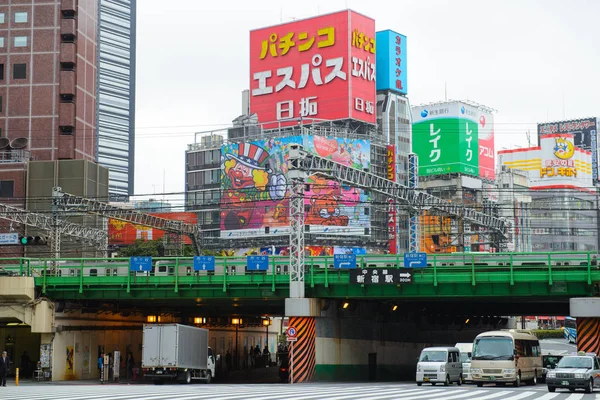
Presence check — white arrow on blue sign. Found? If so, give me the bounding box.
[334,254,357,269]
[403,252,427,268]
[247,256,268,271]
[194,256,215,271]
[130,256,152,272]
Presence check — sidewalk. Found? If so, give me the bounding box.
[6,367,280,386]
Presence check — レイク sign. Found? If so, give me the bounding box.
[249,10,376,126]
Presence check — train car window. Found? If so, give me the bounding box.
[105,268,111,276]
[168,266,175,275]
[90,269,97,276]
[563,262,570,266]
[158,265,167,273]
[474,263,489,266]
[186,267,192,276]
[113,269,118,276]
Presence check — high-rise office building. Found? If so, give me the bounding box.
[97,0,136,197]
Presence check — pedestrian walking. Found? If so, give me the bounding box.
[0,351,10,386]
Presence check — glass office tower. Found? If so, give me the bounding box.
[97,0,136,198]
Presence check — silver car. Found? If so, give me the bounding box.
[546,354,600,393]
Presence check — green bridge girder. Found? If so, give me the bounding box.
[0,251,597,301]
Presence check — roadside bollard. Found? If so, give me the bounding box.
[16,367,19,386]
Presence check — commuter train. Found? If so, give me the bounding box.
[27,251,598,278]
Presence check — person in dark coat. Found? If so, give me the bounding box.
[0,351,9,386]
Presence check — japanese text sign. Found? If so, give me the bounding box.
[375,30,407,95]
[537,118,598,182]
[249,10,376,126]
[411,102,481,178]
[349,268,414,284]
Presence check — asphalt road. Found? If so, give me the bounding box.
[3,382,599,400]
[540,338,577,355]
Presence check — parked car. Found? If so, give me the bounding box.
[540,354,563,383]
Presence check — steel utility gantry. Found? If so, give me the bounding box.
[52,187,203,255]
[287,144,508,298]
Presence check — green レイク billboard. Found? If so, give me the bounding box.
[412,103,479,177]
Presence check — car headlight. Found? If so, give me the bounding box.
[502,369,516,374]
[439,365,445,372]
[417,365,422,372]
[575,373,584,379]
[547,372,556,378]
[470,368,481,374]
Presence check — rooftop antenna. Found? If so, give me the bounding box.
[444,82,448,102]
[526,130,531,147]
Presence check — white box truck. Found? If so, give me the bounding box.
[142,324,216,384]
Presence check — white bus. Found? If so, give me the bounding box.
[470,330,542,387]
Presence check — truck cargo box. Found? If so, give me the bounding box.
[142,324,208,370]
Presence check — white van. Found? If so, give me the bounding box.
[455,342,474,383]
[416,346,463,386]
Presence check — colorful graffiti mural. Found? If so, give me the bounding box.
[220,136,371,238]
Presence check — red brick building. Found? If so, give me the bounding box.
[0,0,98,256]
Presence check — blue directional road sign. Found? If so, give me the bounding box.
[247,255,268,271]
[404,252,427,268]
[194,256,215,271]
[130,256,152,272]
[334,254,356,269]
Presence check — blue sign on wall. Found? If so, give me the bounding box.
[375,30,408,95]
[403,252,427,268]
[130,256,152,272]
[194,256,215,271]
[247,256,269,271]
[334,254,357,269]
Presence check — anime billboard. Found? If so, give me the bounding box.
[220,136,371,238]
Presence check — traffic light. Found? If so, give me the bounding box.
[18,236,48,245]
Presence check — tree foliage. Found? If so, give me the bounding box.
[117,240,165,257]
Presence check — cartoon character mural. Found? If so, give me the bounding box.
[221,142,287,232]
[221,136,371,237]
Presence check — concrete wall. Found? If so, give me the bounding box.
[51,329,142,381]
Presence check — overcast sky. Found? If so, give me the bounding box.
[133,0,600,204]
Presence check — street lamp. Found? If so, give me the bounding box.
[232,318,242,369]
[262,318,272,364]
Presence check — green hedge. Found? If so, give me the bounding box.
[532,329,564,339]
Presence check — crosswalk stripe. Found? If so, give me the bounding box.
[564,394,585,400]
[533,393,560,400]
[467,390,515,400]
[357,388,430,400]
[495,391,537,400]
[383,389,464,400]
[426,390,490,399]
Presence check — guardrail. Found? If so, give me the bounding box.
[0,252,597,298]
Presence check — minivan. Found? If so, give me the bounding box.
[416,346,463,386]
[455,342,474,383]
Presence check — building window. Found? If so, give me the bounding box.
[0,181,14,198]
[0,64,4,80]
[13,64,26,79]
[14,12,28,23]
[14,36,27,47]
[0,13,4,24]
[0,38,4,48]
[0,96,3,112]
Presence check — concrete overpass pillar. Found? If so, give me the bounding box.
[285,298,320,383]
[570,298,600,354]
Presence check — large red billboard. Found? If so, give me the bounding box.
[108,212,198,246]
[249,10,376,126]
